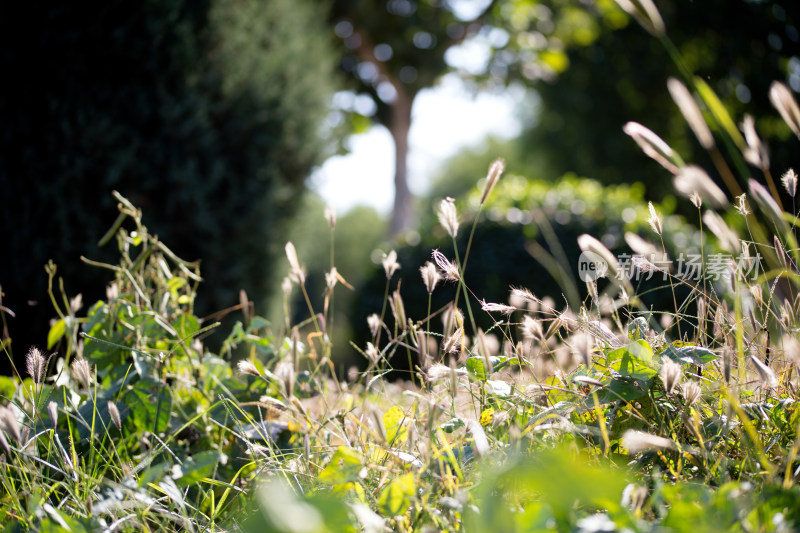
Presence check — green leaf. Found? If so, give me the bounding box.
[319,446,363,485]
[122,378,172,434]
[0,375,16,399]
[47,319,66,350]
[660,342,719,365]
[172,451,220,487]
[383,406,409,444]
[608,340,657,380]
[378,473,415,516]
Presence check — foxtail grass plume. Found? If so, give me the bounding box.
[769,81,800,139]
[690,192,703,209]
[702,210,739,252]
[624,232,661,260]
[107,401,122,430]
[431,249,460,281]
[0,430,9,455]
[365,342,380,365]
[0,406,21,444]
[367,314,381,338]
[237,359,261,378]
[682,380,702,406]
[750,353,779,388]
[480,158,505,205]
[521,315,544,342]
[735,194,750,216]
[623,122,681,174]
[480,300,516,315]
[26,347,46,384]
[420,262,441,294]
[284,242,305,284]
[673,165,727,208]
[325,267,338,290]
[438,197,459,238]
[48,401,58,429]
[382,250,400,279]
[573,375,603,387]
[667,78,714,150]
[71,357,92,389]
[324,205,336,229]
[442,327,464,354]
[465,420,489,457]
[389,289,407,330]
[614,0,665,36]
[647,202,663,235]
[659,357,683,395]
[741,115,769,169]
[782,169,798,197]
[749,179,789,233]
[622,430,674,454]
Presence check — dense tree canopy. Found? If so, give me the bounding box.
[0,0,337,371]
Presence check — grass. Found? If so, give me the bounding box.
[4,3,800,531]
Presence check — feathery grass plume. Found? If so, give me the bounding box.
[382,250,400,279]
[284,242,306,284]
[281,276,292,298]
[690,191,703,209]
[647,202,663,235]
[749,179,789,232]
[0,429,9,455]
[438,197,459,238]
[0,406,21,444]
[480,300,516,315]
[69,294,83,315]
[237,359,261,378]
[702,210,739,252]
[697,297,706,339]
[325,267,338,290]
[107,401,122,430]
[465,420,489,457]
[442,327,464,354]
[782,168,798,197]
[26,347,46,384]
[522,315,544,342]
[735,194,750,216]
[365,342,380,365]
[774,235,789,269]
[578,234,621,279]
[622,430,674,454]
[623,122,681,174]
[417,330,431,371]
[667,78,715,150]
[432,249,460,281]
[673,165,727,208]
[480,158,505,205]
[367,314,381,338]
[48,401,58,429]
[573,375,603,387]
[750,353,779,388]
[741,115,769,169]
[682,380,702,406]
[624,232,662,260]
[622,484,649,512]
[572,332,594,368]
[419,262,441,294]
[71,357,92,389]
[509,287,541,309]
[769,81,800,139]
[659,357,683,395]
[389,289,407,330]
[614,0,665,36]
[324,205,336,229]
[425,363,452,383]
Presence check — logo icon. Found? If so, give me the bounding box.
[578,251,608,282]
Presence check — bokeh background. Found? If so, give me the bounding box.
[1,0,799,375]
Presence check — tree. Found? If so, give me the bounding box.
[0,0,337,372]
[329,0,498,235]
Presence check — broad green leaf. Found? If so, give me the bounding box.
[608,340,657,380]
[660,342,719,365]
[378,473,415,516]
[485,380,511,397]
[319,446,363,485]
[122,378,172,434]
[0,375,16,399]
[47,319,66,349]
[172,451,220,487]
[383,406,409,444]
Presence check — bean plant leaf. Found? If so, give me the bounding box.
[319,446,363,485]
[660,342,719,365]
[47,319,66,349]
[383,406,409,444]
[378,473,415,516]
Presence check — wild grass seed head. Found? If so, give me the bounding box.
[622,429,674,454]
[735,194,750,216]
[367,314,381,338]
[623,121,681,174]
[48,401,58,429]
[0,406,21,444]
[682,380,702,406]
[480,300,516,315]
[647,202,663,235]
[614,0,665,36]
[108,401,122,430]
[673,165,727,208]
[382,250,401,279]
[438,197,459,239]
[750,353,779,388]
[432,249,460,281]
[659,357,683,395]
[782,168,798,197]
[324,205,336,229]
[284,242,305,284]
[480,158,505,205]
[26,347,46,384]
[769,81,800,139]
[71,357,93,389]
[741,114,769,169]
[420,261,441,294]
[668,78,715,150]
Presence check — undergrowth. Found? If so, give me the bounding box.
[3,1,800,531]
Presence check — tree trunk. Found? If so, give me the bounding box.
[388,91,414,236]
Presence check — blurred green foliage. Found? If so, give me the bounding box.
[0,0,338,369]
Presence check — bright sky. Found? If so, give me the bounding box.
[310,73,525,215]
